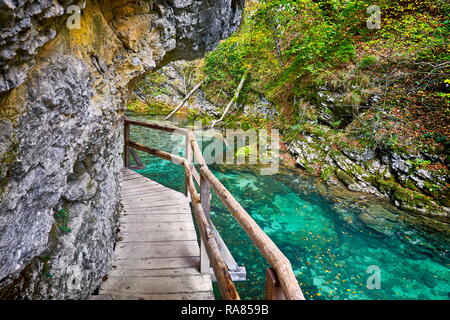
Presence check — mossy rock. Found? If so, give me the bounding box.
[373,178,398,194]
[335,169,355,186]
[320,165,336,182]
[127,99,174,115]
[393,186,440,212]
[423,180,450,206]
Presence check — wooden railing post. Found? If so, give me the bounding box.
[185,134,193,197]
[265,268,286,300]
[200,174,211,274]
[124,120,130,168]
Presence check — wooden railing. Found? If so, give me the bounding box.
[123,118,305,300]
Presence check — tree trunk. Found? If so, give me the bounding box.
[209,72,248,129]
[164,79,205,120]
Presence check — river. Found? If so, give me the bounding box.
[126,112,449,300]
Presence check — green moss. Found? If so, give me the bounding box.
[320,166,335,182]
[373,178,398,194]
[358,55,378,69]
[404,178,420,192]
[39,256,52,278]
[393,186,439,211]
[336,169,355,186]
[0,140,19,199]
[127,99,174,115]
[349,164,365,176]
[188,108,214,125]
[54,209,72,234]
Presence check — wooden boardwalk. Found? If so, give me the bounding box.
[97,168,214,300]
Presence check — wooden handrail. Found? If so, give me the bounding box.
[125,118,190,135]
[185,164,240,300]
[123,118,305,300]
[198,167,304,300]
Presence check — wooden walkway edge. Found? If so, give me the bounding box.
[94,168,214,300]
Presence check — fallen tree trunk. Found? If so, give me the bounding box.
[209,72,248,129]
[164,79,205,120]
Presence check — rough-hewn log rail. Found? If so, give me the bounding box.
[124,118,305,300]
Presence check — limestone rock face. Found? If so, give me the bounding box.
[0,0,243,299]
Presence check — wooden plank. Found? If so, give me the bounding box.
[122,176,154,182]
[123,198,188,206]
[123,203,190,211]
[122,196,188,205]
[112,257,199,270]
[125,118,190,135]
[109,267,201,278]
[265,268,286,300]
[122,200,189,209]
[121,184,171,193]
[121,189,177,197]
[113,242,200,260]
[120,192,186,201]
[100,275,212,294]
[123,207,191,215]
[121,189,173,197]
[108,167,214,300]
[128,141,186,166]
[211,223,240,272]
[121,214,193,223]
[119,230,197,243]
[210,266,247,282]
[119,221,195,233]
[121,178,165,185]
[121,178,158,185]
[122,173,146,179]
[101,292,214,300]
[130,148,144,168]
[122,173,155,180]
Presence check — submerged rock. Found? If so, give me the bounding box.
[358,204,399,236]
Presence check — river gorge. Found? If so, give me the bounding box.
[126,112,450,300]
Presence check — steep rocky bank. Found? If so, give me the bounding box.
[0,0,243,299]
[129,62,449,222]
[288,128,449,221]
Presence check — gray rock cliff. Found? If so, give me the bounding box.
[0,0,243,299]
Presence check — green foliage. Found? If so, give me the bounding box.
[139,73,172,96]
[127,99,173,115]
[54,209,72,234]
[358,55,378,69]
[320,166,335,181]
[202,0,448,113]
[407,159,431,170]
[199,0,449,170]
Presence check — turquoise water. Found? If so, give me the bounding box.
[127,113,450,300]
